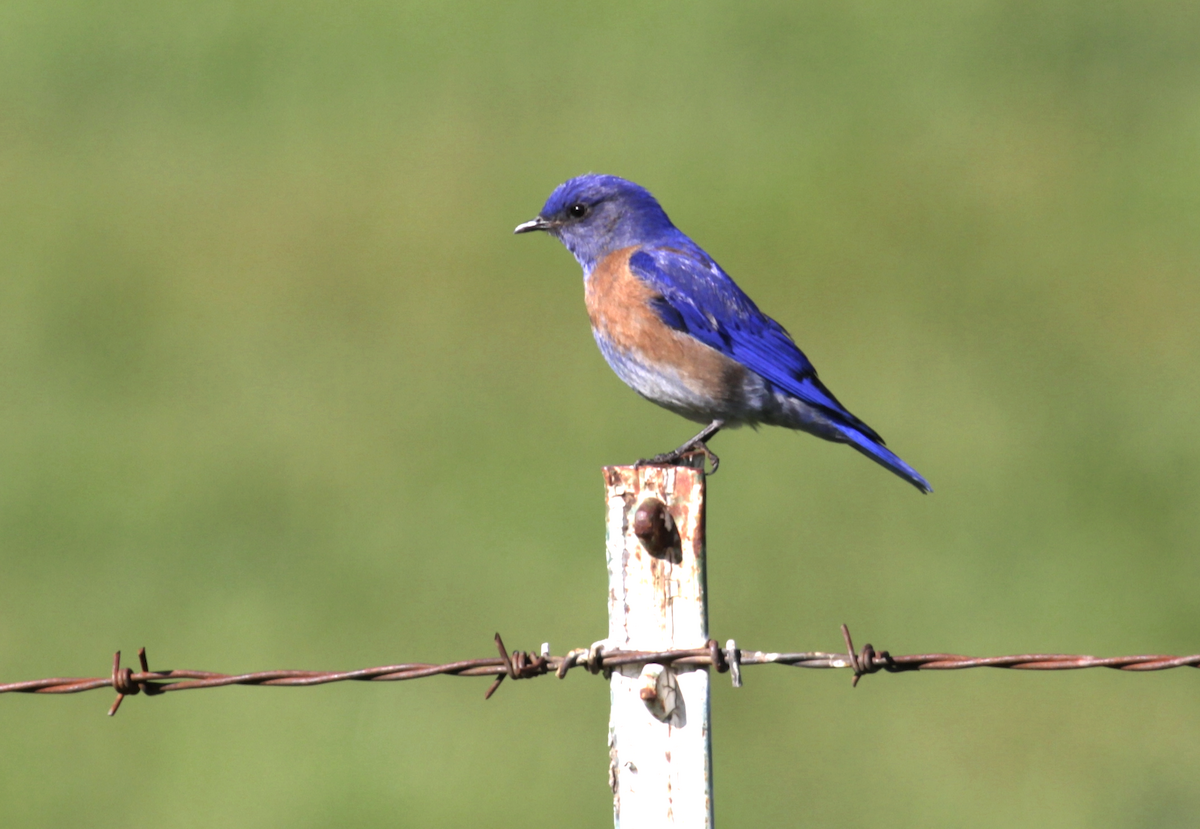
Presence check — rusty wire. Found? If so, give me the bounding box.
[2,626,1197,716]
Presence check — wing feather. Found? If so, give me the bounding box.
[628,246,883,443]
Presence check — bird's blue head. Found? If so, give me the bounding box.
[514,174,679,272]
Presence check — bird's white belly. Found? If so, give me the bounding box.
[592,329,769,425]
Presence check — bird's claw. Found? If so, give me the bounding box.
[635,442,720,475]
[685,444,720,474]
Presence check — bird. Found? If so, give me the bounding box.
[514,174,931,493]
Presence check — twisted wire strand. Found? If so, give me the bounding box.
[2,628,1196,716]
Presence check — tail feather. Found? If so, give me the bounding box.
[840,427,932,493]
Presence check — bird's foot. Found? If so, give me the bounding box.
[683,443,720,474]
[636,441,720,475]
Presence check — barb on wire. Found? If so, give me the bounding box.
[2,627,1198,715]
[484,633,550,700]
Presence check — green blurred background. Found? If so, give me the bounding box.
[2,2,1199,826]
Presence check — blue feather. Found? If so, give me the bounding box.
[628,246,882,441]
[839,427,933,493]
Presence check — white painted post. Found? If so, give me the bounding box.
[604,463,712,829]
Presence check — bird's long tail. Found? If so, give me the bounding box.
[840,427,932,493]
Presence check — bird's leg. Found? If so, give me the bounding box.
[637,420,725,474]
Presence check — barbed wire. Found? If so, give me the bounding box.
[2,626,1196,716]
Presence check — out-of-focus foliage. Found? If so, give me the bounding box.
[2,3,1198,827]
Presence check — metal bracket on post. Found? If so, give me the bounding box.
[604,461,712,829]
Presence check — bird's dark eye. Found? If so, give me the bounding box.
[568,202,588,219]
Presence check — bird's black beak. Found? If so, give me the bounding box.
[513,216,552,234]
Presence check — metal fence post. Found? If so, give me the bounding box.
[604,463,712,828]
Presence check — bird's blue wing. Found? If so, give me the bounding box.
[628,244,882,442]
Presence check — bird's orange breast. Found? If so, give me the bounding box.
[585,247,747,404]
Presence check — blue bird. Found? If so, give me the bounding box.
[515,174,931,493]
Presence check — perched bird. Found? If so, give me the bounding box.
[515,174,931,493]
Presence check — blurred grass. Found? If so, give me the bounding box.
[2,2,1199,827]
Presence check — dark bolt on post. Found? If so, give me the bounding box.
[632,497,681,562]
